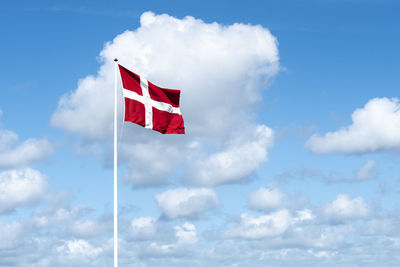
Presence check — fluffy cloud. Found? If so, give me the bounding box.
[0,128,53,169]
[0,168,47,213]
[306,98,400,154]
[1,192,399,267]
[51,12,279,139]
[155,188,218,219]
[224,209,293,239]
[248,187,285,211]
[0,138,53,168]
[51,11,278,187]
[0,112,53,169]
[56,239,103,259]
[174,222,197,245]
[322,194,370,222]
[188,125,273,186]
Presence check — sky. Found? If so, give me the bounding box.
[1,0,400,266]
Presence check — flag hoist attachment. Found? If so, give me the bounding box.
[113,58,119,267]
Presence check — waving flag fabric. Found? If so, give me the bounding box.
[118,65,185,134]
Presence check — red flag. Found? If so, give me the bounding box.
[118,65,185,134]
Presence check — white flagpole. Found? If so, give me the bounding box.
[113,58,119,267]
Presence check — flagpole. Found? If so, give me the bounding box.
[113,58,119,267]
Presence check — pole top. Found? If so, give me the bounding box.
[114,58,118,62]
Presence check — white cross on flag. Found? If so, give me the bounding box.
[118,64,185,134]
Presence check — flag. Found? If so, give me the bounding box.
[118,64,185,134]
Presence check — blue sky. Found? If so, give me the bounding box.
[1,1,400,266]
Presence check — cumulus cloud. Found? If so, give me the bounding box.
[0,112,53,168]
[248,187,285,211]
[224,209,293,239]
[56,239,103,259]
[0,112,54,168]
[1,192,399,267]
[155,188,218,219]
[0,201,113,266]
[222,207,358,256]
[0,124,53,169]
[51,12,279,139]
[322,194,370,223]
[0,138,53,168]
[51,11,279,187]
[188,125,274,187]
[174,222,197,245]
[0,168,47,213]
[306,97,400,154]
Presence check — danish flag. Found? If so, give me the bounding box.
[118,65,185,134]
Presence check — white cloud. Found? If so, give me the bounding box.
[0,168,47,213]
[225,210,293,239]
[188,125,274,186]
[51,11,279,139]
[0,112,53,168]
[248,187,285,211]
[56,239,103,259]
[0,111,52,171]
[222,207,362,251]
[51,11,279,187]
[129,217,161,240]
[155,188,218,219]
[1,195,399,267]
[295,209,315,222]
[174,222,197,245]
[0,138,53,168]
[306,97,400,154]
[0,119,53,169]
[307,250,336,259]
[0,201,111,266]
[322,194,370,222]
